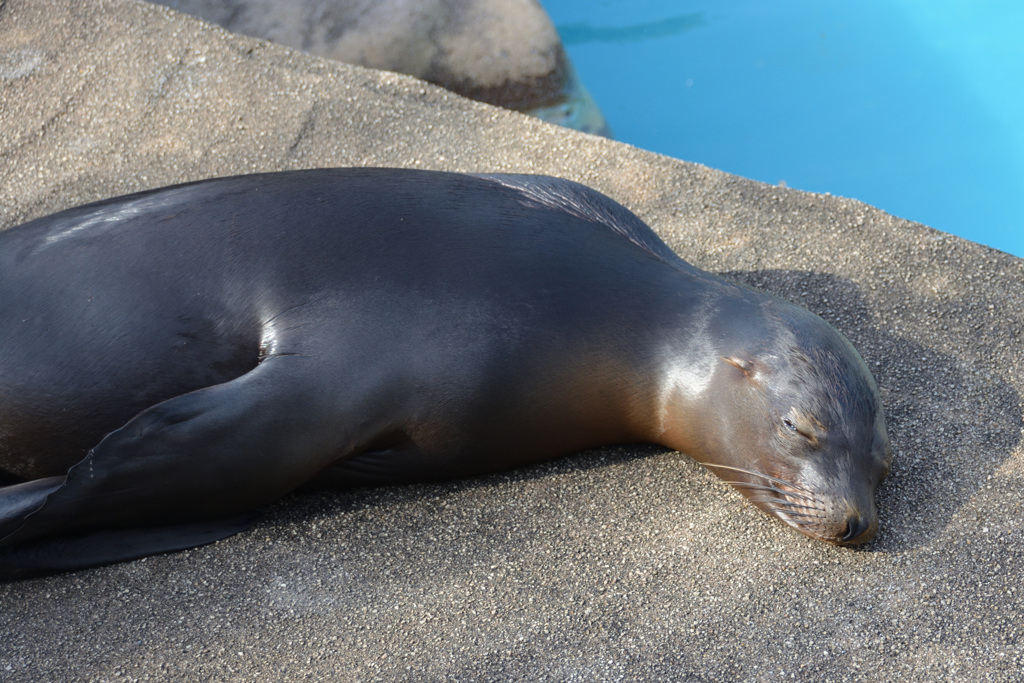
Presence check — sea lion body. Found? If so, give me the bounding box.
[0,169,890,577]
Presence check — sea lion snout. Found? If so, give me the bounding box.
[790,443,886,545]
[708,462,882,545]
[841,510,876,545]
[803,496,879,545]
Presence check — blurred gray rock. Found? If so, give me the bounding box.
[150,0,611,135]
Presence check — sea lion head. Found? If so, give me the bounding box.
[662,295,891,545]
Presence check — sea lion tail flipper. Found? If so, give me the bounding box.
[0,356,340,577]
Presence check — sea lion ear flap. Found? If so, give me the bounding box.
[721,356,756,378]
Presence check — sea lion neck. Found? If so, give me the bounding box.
[622,274,769,456]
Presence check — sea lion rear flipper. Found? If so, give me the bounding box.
[0,512,259,580]
[0,477,65,540]
[0,355,342,577]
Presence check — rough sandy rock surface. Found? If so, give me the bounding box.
[1,0,1022,680]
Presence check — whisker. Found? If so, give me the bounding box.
[698,462,812,493]
[761,510,819,528]
[746,496,823,513]
[748,498,826,519]
[772,510,826,520]
[720,483,815,505]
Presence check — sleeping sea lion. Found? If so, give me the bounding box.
[0,168,890,578]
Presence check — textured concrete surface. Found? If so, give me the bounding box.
[1,0,1022,680]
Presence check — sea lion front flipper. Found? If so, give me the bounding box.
[0,355,343,577]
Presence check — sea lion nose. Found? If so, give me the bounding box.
[841,513,874,544]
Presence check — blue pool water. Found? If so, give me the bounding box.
[545,1,1024,257]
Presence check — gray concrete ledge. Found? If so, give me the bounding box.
[1,0,1022,680]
